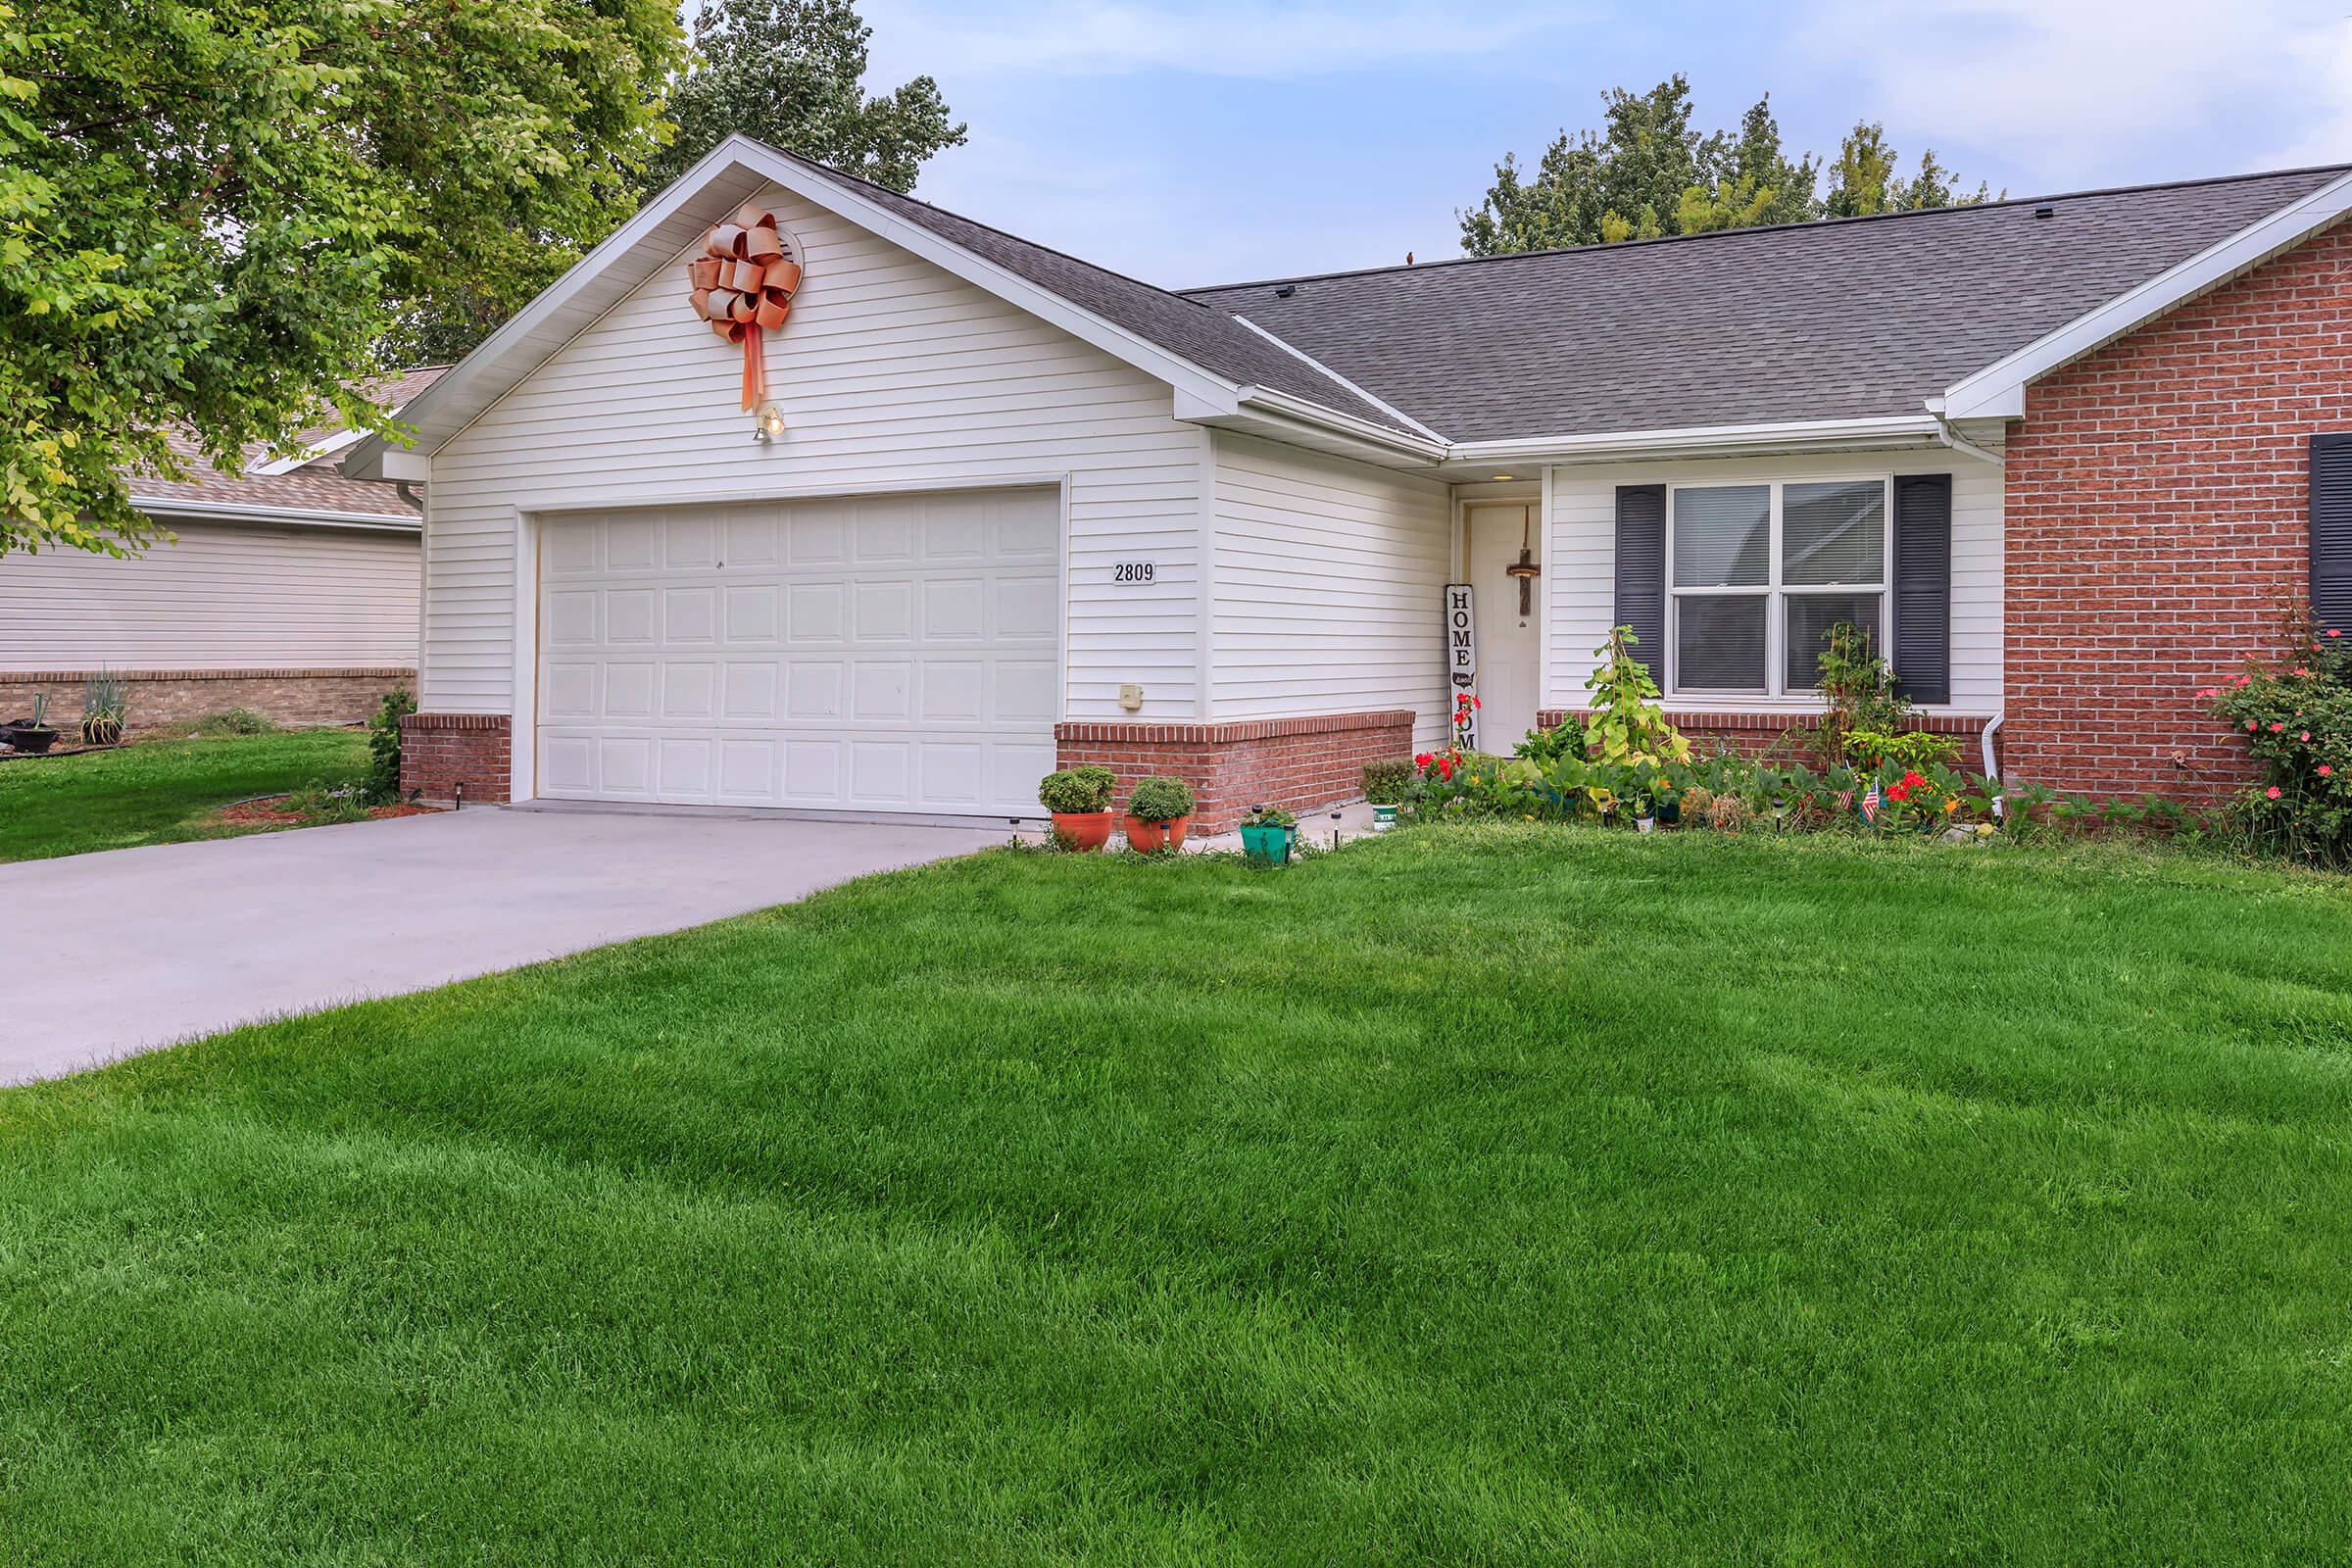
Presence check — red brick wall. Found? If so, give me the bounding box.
[1055,710,1417,833]
[2004,220,2352,801]
[0,667,412,733]
[399,713,512,805]
[1538,708,1996,768]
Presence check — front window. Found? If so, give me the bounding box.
[1668,477,1887,696]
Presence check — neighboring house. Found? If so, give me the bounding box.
[347,137,2352,830]
[0,368,446,732]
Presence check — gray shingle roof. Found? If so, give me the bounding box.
[131,366,449,519]
[776,149,1426,438]
[1180,167,2350,442]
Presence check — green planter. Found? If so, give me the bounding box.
[1239,822,1295,866]
[1370,803,1399,832]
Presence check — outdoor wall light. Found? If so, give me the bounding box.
[752,402,787,443]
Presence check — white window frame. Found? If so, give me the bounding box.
[1664,473,1892,701]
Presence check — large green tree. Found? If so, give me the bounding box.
[0,0,686,557]
[640,0,965,197]
[1461,79,1993,258]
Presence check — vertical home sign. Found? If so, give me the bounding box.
[1444,582,1477,749]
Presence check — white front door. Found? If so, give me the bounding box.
[535,487,1060,816]
[1462,502,1543,752]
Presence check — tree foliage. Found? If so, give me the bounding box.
[0,0,687,557]
[1461,75,1995,258]
[640,0,965,197]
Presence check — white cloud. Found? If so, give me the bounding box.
[1794,0,2352,180]
[859,0,1565,80]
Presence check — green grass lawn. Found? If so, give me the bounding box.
[0,727,368,861]
[5,826,2352,1563]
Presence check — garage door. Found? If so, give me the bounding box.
[536,488,1059,815]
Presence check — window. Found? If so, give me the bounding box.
[1668,477,1888,697]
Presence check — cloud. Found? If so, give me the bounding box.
[858,0,1566,80]
[1793,0,2352,180]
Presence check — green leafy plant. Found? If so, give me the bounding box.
[78,666,127,745]
[1843,727,1962,772]
[1125,776,1194,823]
[1362,759,1416,805]
[364,688,416,806]
[1814,621,1915,765]
[1583,626,1690,769]
[281,779,371,825]
[1038,766,1116,815]
[1239,805,1296,830]
[2203,615,2352,865]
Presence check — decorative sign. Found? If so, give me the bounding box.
[1444,581,1478,748]
[686,205,804,411]
[1112,562,1157,585]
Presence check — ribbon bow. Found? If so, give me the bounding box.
[687,204,803,412]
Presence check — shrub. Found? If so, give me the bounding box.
[1813,621,1914,765]
[282,779,371,824]
[2205,617,2352,866]
[364,688,416,805]
[1038,765,1116,814]
[1239,805,1296,829]
[79,666,127,743]
[1362,758,1415,805]
[1843,727,1962,772]
[1583,626,1690,769]
[1125,776,1195,822]
[193,707,276,736]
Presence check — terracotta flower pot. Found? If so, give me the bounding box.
[1123,813,1190,853]
[1051,810,1114,852]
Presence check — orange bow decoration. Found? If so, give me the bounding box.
[687,205,803,412]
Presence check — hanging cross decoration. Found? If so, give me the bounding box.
[686,205,803,412]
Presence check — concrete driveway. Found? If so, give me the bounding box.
[0,807,1002,1085]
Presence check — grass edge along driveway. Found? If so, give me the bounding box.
[3,824,2350,1563]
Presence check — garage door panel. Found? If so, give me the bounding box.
[539,488,1056,816]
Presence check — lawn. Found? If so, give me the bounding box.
[4,826,2351,1563]
[0,727,368,861]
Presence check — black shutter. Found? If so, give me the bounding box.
[1890,473,1952,706]
[2313,433,2352,633]
[1613,484,1667,672]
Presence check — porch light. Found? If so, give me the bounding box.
[1492,472,1515,480]
[752,402,787,443]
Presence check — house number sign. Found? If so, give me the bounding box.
[1112,562,1157,584]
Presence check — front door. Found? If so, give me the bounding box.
[1463,503,1543,752]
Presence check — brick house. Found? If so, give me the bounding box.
[1,368,445,731]
[348,138,2352,830]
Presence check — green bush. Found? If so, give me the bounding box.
[1842,727,1962,771]
[1125,775,1194,822]
[282,779,371,824]
[2204,617,2352,866]
[192,707,277,736]
[1239,805,1296,829]
[364,688,416,806]
[1038,765,1116,814]
[1361,759,1415,805]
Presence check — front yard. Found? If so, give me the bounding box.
[4,826,2350,1561]
[0,727,368,861]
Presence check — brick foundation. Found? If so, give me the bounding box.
[1055,710,1418,833]
[399,713,512,805]
[2004,220,2352,803]
[1538,708,1997,768]
[0,666,413,733]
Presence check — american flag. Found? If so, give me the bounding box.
[1859,779,1883,825]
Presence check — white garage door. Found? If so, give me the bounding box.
[536,488,1059,815]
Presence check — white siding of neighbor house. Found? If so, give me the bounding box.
[0,519,418,669]
[1209,431,1453,746]
[420,182,1204,722]
[1544,448,2003,715]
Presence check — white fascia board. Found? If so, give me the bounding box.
[130,495,421,532]
[252,427,368,475]
[1225,314,1449,442]
[1943,169,2352,420]
[1446,414,1942,466]
[1234,385,1447,464]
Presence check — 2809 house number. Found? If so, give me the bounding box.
[1112,562,1156,584]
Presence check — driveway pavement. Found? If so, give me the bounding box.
[0,807,1001,1085]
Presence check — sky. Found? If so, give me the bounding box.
[849,0,2352,288]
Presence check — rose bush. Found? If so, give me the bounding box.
[2205,622,2352,866]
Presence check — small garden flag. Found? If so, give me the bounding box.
[1860,778,1883,826]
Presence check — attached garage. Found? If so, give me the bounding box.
[534,486,1060,817]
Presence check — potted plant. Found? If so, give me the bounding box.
[79,667,126,747]
[1362,759,1413,832]
[1238,804,1297,866]
[1038,765,1117,851]
[4,693,59,754]
[1634,792,1656,833]
[1123,775,1195,852]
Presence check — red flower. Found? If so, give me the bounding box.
[1887,782,1912,804]
[2267,785,2283,800]
[1437,760,1454,781]
[2270,722,2285,733]
[2322,765,2335,778]
[2248,719,2259,731]
[1899,770,1927,790]
[2294,667,2313,677]
[2302,731,2312,743]
[1414,752,1433,767]
[2330,628,2343,638]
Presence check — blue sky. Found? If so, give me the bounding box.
[852,0,2352,288]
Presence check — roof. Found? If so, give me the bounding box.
[132,367,449,521]
[1182,166,2352,442]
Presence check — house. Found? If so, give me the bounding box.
[346,137,2352,830]
[0,368,446,733]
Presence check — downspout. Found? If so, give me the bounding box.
[1924,400,2005,805]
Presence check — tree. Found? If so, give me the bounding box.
[1,0,687,557]
[1461,82,1993,259]
[640,0,965,196]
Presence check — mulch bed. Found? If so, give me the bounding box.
[215,796,438,826]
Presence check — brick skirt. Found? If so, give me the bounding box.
[0,666,412,731]
[1055,710,1419,833]
[399,713,512,805]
